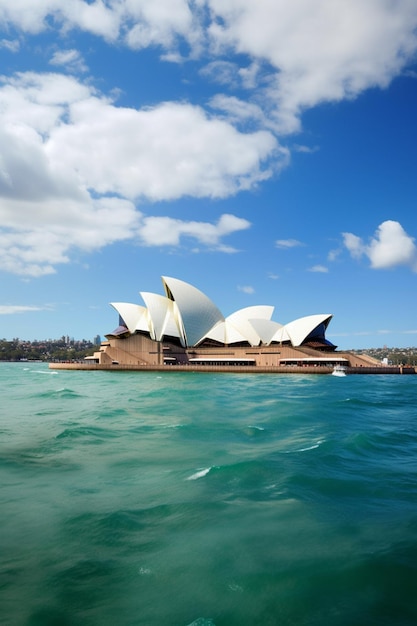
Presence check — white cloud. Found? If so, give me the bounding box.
[367,221,417,270]
[0,0,119,39]
[209,94,286,138]
[200,61,239,86]
[0,71,273,276]
[121,0,200,53]
[238,285,255,294]
[206,0,417,132]
[50,97,278,201]
[0,195,140,277]
[0,305,51,314]
[1,1,417,133]
[308,264,328,273]
[0,0,199,53]
[138,213,250,250]
[342,232,364,260]
[276,238,304,249]
[331,328,417,338]
[0,38,20,52]
[327,248,341,262]
[343,220,417,271]
[293,144,319,154]
[49,49,87,73]
[202,60,261,90]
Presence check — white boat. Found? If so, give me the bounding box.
[332,364,347,377]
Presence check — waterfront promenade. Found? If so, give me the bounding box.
[49,362,416,375]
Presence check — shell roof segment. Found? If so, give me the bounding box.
[140,292,180,342]
[161,276,224,347]
[226,305,275,346]
[282,314,333,347]
[110,302,149,334]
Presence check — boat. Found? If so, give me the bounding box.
[332,364,347,377]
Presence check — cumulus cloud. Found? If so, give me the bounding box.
[0,71,273,276]
[206,0,417,132]
[0,0,199,51]
[0,0,119,39]
[343,220,417,271]
[121,0,200,54]
[50,97,278,201]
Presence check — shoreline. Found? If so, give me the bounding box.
[48,363,416,375]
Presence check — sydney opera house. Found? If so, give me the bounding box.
[84,276,373,370]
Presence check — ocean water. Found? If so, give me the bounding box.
[1,363,417,626]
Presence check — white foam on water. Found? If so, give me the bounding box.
[296,438,325,452]
[186,467,211,480]
[282,439,325,453]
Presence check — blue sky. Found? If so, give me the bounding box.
[1,1,417,349]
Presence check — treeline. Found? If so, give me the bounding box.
[2,339,416,365]
[0,339,96,362]
[353,347,417,366]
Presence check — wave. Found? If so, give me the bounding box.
[21,367,57,375]
[292,440,325,453]
[31,387,84,400]
[55,425,117,441]
[186,467,212,480]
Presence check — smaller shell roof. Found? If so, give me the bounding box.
[248,318,284,345]
[110,303,149,334]
[283,314,333,347]
[203,319,251,345]
[140,292,180,342]
[225,306,275,346]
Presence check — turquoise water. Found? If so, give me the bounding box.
[1,363,417,626]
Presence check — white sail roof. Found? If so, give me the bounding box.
[283,314,333,347]
[248,319,284,345]
[202,320,249,345]
[162,276,224,347]
[110,303,149,334]
[225,306,274,346]
[140,292,181,342]
[270,325,292,343]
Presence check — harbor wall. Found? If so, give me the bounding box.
[49,363,416,375]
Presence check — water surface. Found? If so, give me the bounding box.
[1,363,417,625]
